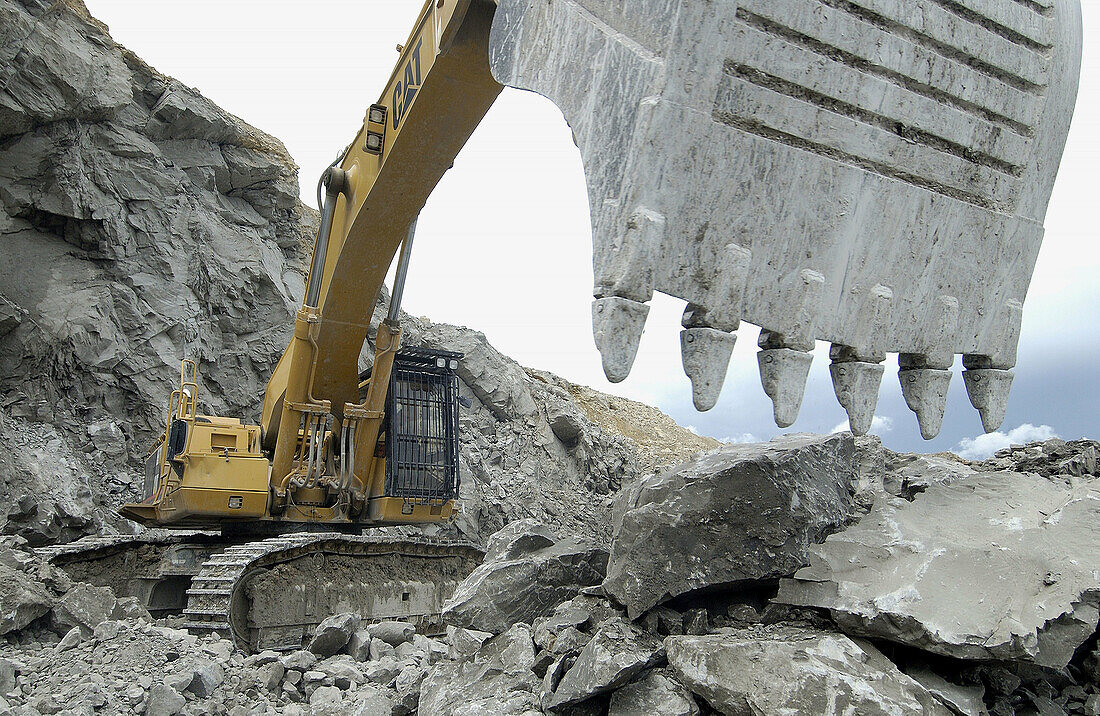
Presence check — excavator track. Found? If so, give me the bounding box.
[181,533,482,652]
[38,532,483,652]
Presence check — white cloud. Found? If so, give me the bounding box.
[954,423,1058,461]
[831,415,895,437]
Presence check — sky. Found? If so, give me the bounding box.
[82,0,1099,458]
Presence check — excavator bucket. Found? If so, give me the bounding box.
[487,0,1082,437]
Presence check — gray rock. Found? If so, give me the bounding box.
[345,628,371,661]
[419,623,542,716]
[884,452,978,499]
[185,661,224,699]
[367,620,416,647]
[667,627,951,715]
[488,0,1083,434]
[364,655,403,687]
[605,433,858,618]
[369,638,395,661]
[51,583,116,634]
[904,666,988,716]
[545,616,665,710]
[0,564,51,635]
[145,684,187,716]
[309,613,360,658]
[447,625,493,661]
[484,519,558,561]
[444,523,609,633]
[280,650,318,671]
[54,626,82,652]
[776,471,1100,667]
[392,664,428,715]
[111,597,152,622]
[608,671,698,716]
[309,685,343,708]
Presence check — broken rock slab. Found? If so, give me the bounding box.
[776,471,1100,668]
[544,616,665,711]
[667,626,952,715]
[419,623,542,716]
[605,433,858,618]
[0,563,52,635]
[443,521,609,634]
[608,670,699,716]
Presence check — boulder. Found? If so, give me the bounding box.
[883,452,978,498]
[367,620,416,647]
[145,684,187,716]
[484,519,558,562]
[605,433,858,618]
[419,623,541,716]
[608,670,699,716]
[0,564,52,635]
[279,650,318,671]
[345,629,371,661]
[666,627,952,715]
[447,625,493,661]
[776,471,1100,667]
[309,613,359,657]
[444,522,609,634]
[544,616,665,710]
[51,583,116,634]
[904,666,987,716]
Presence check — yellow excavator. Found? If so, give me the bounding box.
[42,0,1080,651]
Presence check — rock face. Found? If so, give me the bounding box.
[0,0,311,538]
[0,563,52,635]
[777,470,1100,668]
[605,433,858,618]
[666,627,952,715]
[442,520,609,634]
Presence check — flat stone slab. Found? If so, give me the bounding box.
[776,471,1100,668]
[666,627,952,715]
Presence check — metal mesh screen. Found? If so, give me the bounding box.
[384,349,461,501]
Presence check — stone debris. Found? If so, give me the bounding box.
[607,670,698,716]
[776,470,1100,668]
[666,626,953,715]
[443,520,609,634]
[308,613,360,658]
[604,433,858,618]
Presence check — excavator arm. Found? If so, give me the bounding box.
[260,0,502,521]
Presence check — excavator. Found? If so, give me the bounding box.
[41,0,1081,651]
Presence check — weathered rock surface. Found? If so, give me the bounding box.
[443,521,609,634]
[605,433,858,618]
[419,623,542,716]
[544,616,665,710]
[308,612,359,658]
[667,627,952,715]
[777,470,1100,668]
[0,563,51,635]
[608,670,698,716]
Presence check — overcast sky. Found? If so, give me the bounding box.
[82,1,1099,458]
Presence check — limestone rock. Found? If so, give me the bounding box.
[884,451,978,499]
[0,563,51,634]
[544,616,664,710]
[443,521,609,633]
[366,620,416,647]
[447,625,494,661]
[608,670,699,716]
[483,518,558,561]
[666,627,952,715]
[419,623,542,716]
[776,471,1100,668]
[605,433,858,618]
[308,613,359,658]
[51,582,116,634]
[145,683,187,716]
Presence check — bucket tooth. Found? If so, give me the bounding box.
[830,349,884,436]
[899,367,952,440]
[962,366,1014,433]
[757,348,813,428]
[592,296,650,383]
[680,327,736,411]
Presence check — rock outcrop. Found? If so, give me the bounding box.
[776,469,1100,668]
[604,433,859,618]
